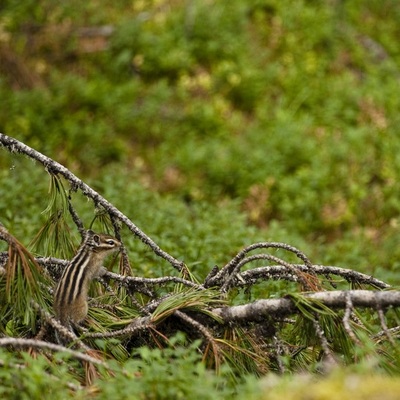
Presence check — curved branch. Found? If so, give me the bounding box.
[0,337,107,366]
[238,264,390,289]
[0,134,183,272]
[221,253,319,293]
[207,242,313,288]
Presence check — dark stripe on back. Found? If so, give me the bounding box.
[56,245,89,305]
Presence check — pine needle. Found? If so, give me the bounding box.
[151,288,223,324]
[0,226,51,333]
[30,173,77,258]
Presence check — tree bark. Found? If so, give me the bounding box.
[212,290,400,322]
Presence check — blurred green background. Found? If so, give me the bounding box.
[1,0,400,283]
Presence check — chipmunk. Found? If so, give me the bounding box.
[53,230,121,328]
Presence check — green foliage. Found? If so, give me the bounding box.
[2,0,400,262]
[2,0,400,397]
[0,341,240,400]
[91,167,261,279]
[0,348,85,400]
[96,334,238,400]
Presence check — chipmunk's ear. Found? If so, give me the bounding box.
[86,230,98,243]
[93,234,101,245]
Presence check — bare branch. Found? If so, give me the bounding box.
[84,316,153,339]
[34,255,204,290]
[311,317,338,368]
[377,307,396,347]
[238,264,389,290]
[0,133,184,272]
[174,309,216,343]
[342,292,362,345]
[212,290,400,323]
[106,271,205,290]
[0,337,107,366]
[221,253,320,293]
[373,326,400,343]
[207,242,314,290]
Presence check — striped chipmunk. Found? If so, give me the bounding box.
[54,230,121,328]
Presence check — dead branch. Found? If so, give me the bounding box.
[0,133,184,272]
[33,255,204,290]
[84,316,153,339]
[207,242,313,289]
[238,264,389,289]
[0,337,107,366]
[212,290,400,323]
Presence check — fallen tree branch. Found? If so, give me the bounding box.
[207,242,313,288]
[238,264,390,289]
[84,316,153,339]
[33,255,204,290]
[0,133,184,272]
[212,290,400,323]
[0,337,107,366]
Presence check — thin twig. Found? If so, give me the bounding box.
[174,310,221,369]
[376,306,396,347]
[342,292,362,345]
[312,317,337,368]
[108,271,205,290]
[272,335,286,374]
[67,192,85,236]
[174,310,216,343]
[84,317,152,339]
[83,327,145,339]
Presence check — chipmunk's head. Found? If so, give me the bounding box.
[85,230,121,253]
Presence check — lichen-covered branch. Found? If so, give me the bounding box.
[207,242,314,289]
[0,133,184,272]
[212,290,400,323]
[0,337,107,366]
[238,264,390,289]
[33,255,204,290]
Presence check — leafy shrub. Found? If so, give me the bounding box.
[96,334,240,400]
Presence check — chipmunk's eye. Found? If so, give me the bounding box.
[106,240,117,246]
